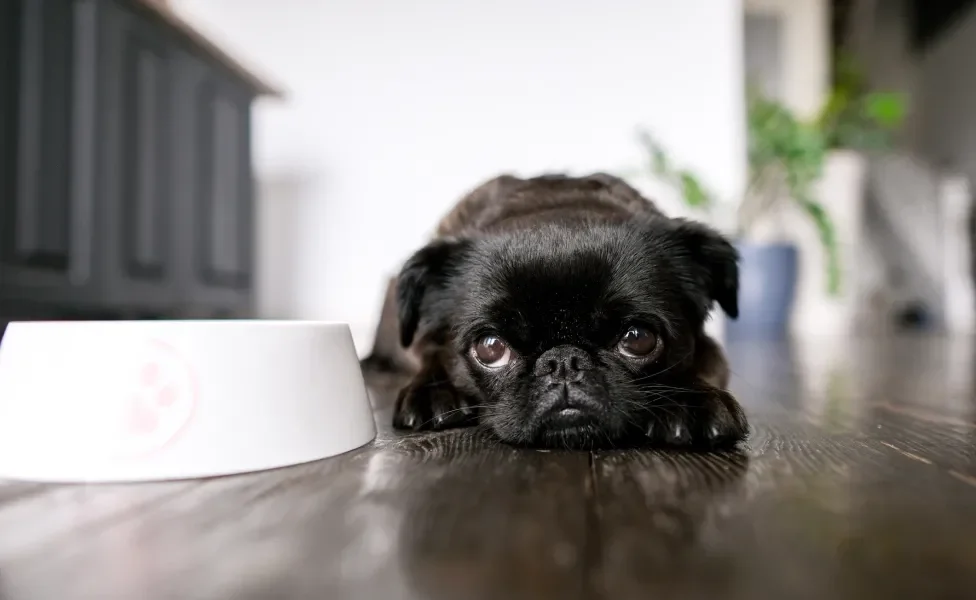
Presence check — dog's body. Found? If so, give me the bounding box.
[364,173,747,449]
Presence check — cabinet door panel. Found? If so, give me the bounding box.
[96,0,178,310]
[194,80,252,290]
[172,54,255,317]
[0,0,99,304]
[121,35,170,280]
[0,2,21,247]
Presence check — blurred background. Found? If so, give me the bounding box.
[1,0,974,357]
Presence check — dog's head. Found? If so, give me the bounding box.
[396,203,737,448]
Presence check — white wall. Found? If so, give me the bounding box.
[172,0,747,352]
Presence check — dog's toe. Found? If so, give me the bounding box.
[393,379,477,432]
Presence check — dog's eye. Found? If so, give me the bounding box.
[617,326,658,358]
[473,335,512,368]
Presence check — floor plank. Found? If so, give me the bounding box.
[0,336,974,599]
[591,336,976,600]
[0,405,592,600]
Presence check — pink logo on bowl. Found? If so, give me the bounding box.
[111,339,199,460]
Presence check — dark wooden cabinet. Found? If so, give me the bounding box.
[176,56,255,316]
[0,0,100,307]
[0,0,269,322]
[98,0,179,310]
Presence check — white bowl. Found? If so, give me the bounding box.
[0,320,376,483]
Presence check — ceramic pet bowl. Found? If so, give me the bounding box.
[0,320,376,483]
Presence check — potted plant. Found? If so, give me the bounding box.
[633,65,905,339]
[732,90,834,339]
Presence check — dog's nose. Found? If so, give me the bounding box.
[533,345,593,382]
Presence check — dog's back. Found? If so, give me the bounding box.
[436,173,663,236]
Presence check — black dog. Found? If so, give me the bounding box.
[363,173,747,449]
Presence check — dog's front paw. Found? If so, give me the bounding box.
[393,376,478,432]
[645,386,748,449]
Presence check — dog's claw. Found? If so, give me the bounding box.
[666,423,690,445]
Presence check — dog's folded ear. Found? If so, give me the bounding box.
[670,219,740,320]
[396,238,472,347]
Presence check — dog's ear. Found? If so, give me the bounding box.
[396,238,472,347]
[670,219,739,319]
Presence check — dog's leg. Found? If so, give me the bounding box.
[640,334,748,447]
[643,380,748,448]
[393,341,478,431]
[693,333,731,389]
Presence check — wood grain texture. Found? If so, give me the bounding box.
[1,335,976,599]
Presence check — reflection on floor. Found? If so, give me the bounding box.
[0,335,974,600]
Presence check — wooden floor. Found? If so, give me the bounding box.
[1,335,976,599]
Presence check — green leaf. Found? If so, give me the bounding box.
[679,171,708,207]
[797,195,842,296]
[633,128,714,210]
[864,92,907,128]
[636,130,669,174]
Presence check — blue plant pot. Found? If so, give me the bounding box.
[725,241,798,340]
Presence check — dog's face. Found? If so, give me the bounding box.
[396,218,738,448]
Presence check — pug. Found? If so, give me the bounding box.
[362,173,747,449]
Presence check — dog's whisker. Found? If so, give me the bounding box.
[625,348,697,385]
[409,403,504,429]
